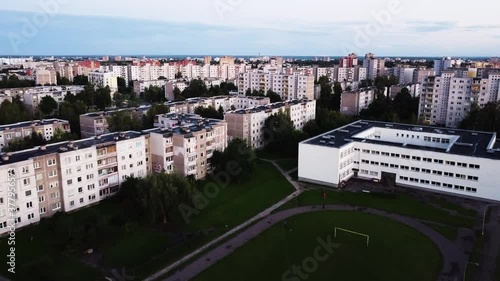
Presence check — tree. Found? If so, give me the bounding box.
[107,110,142,132]
[210,138,256,183]
[266,90,282,103]
[263,112,306,157]
[194,106,223,120]
[57,101,87,136]
[0,97,32,125]
[182,79,208,98]
[0,75,35,88]
[94,86,112,110]
[113,92,125,107]
[175,71,182,79]
[143,86,165,103]
[56,73,71,85]
[73,75,88,85]
[38,96,58,116]
[142,104,170,129]
[158,76,167,80]
[3,132,46,152]
[173,87,183,101]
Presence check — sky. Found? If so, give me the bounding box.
[0,0,499,57]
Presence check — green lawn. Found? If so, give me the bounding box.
[466,232,486,281]
[424,222,458,241]
[255,149,289,160]
[0,161,295,281]
[276,190,475,228]
[193,211,442,281]
[430,197,477,217]
[275,159,298,172]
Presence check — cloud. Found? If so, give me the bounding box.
[461,24,500,31]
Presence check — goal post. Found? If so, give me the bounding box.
[334,227,370,247]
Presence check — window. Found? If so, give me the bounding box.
[78,187,83,193]
[34,162,41,169]
[423,158,432,163]
[89,194,96,201]
[400,166,409,170]
[431,181,441,187]
[422,169,431,174]
[443,183,453,188]
[48,170,57,178]
[401,155,410,160]
[381,152,390,156]
[80,198,84,203]
[362,149,370,153]
[50,192,60,199]
[445,161,456,166]
[0,198,3,204]
[40,207,47,215]
[420,179,430,185]
[22,166,30,174]
[390,164,399,169]
[433,159,443,164]
[88,184,95,191]
[432,170,443,176]
[86,164,93,170]
[70,201,75,207]
[411,167,420,172]
[77,177,82,183]
[52,202,61,210]
[444,172,454,177]
[466,187,477,193]
[67,179,73,185]
[75,155,81,162]
[87,174,94,180]
[391,153,400,158]
[47,159,56,166]
[23,178,31,186]
[65,157,71,164]
[39,196,45,203]
[66,168,72,175]
[467,176,479,181]
[26,202,33,208]
[28,213,35,220]
[469,164,480,169]
[457,162,467,168]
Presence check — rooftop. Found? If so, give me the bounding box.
[154,113,224,136]
[0,131,143,166]
[303,120,500,160]
[227,99,314,115]
[0,119,69,132]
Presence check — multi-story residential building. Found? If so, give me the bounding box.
[88,71,118,93]
[434,58,453,76]
[225,99,316,149]
[133,80,166,96]
[79,107,152,138]
[0,131,149,234]
[299,120,500,202]
[413,68,435,84]
[339,53,359,68]
[363,53,385,80]
[0,119,71,152]
[389,83,421,99]
[0,154,40,235]
[165,81,189,101]
[150,113,227,180]
[445,77,473,128]
[340,88,376,116]
[237,72,314,100]
[22,85,85,113]
[35,67,57,86]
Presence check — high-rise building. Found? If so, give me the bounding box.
[434,58,453,76]
[88,71,118,93]
[35,68,57,86]
[340,88,376,115]
[363,53,384,80]
[237,72,315,100]
[340,53,359,68]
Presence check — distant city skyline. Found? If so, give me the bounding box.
[1,0,500,56]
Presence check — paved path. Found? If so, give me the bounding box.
[164,205,465,281]
[143,160,303,281]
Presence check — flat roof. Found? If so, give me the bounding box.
[0,131,143,166]
[0,119,69,132]
[228,99,314,114]
[303,120,500,160]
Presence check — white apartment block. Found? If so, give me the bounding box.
[88,71,118,93]
[0,119,71,152]
[363,54,385,80]
[237,72,315,100]
[0,156,40,235]
[225,99,316,149]
[133,80,166,95]
[165,81,189,101]
[340,88,376,116]
[299,120,500,202]
[149,113,227,180]
[22,86,85,113]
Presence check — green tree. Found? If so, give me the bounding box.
[73,75,88,85]
[266,90,282,103]
[173,87,184,101]
[143,85,165,103]
[211,138,257,183]
[182,79,209,98]
[94,86,112,110]
[263,112,306,157]
[38,96,58,116]
[56,73,71,85]
[142,104,170,129]
[57,101,87,136]
[194,106,223,120]
[107,110,142,132]
[0,75,36,88]
[0,97,32,125]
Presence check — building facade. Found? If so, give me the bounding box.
[340,88,376,116]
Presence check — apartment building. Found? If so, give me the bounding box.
[340,88,376,116]
[389,84,421,99]
[339,53,359,68]
[299,120,500,202]
[225,99,316,149]
[35,67,57,86]
[434,58,453,76]
[133,80,166,95]
[150,113,227,180]
[165,81,189,101]
[22,86,85,113]
[0,119,71,152]
[237,72,314,100]
[79,107,152,138]
[0,155,40,235]
[88,71,118,93]
[363,53,385,80]
[0,131,148,234]
[413,68,435,84]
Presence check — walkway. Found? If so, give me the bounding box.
[164,205,465,281]
[143,160,303,281]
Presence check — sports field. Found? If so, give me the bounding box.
[193,211,442,281]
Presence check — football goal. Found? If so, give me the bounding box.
[334,227,370,247]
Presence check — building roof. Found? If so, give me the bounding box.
[228,99,314,115]
[0,131,143,166]
[0,119,69,132]
[302,120,500,160]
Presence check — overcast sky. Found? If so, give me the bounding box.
[1,0,499,56]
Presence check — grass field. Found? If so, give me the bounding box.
[466,232,486,281]
[193,211,442,281]
[0,161,295,281]
[275,159,298,172]
[276,189,475,228]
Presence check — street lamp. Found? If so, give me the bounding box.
[463,261,479,281]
